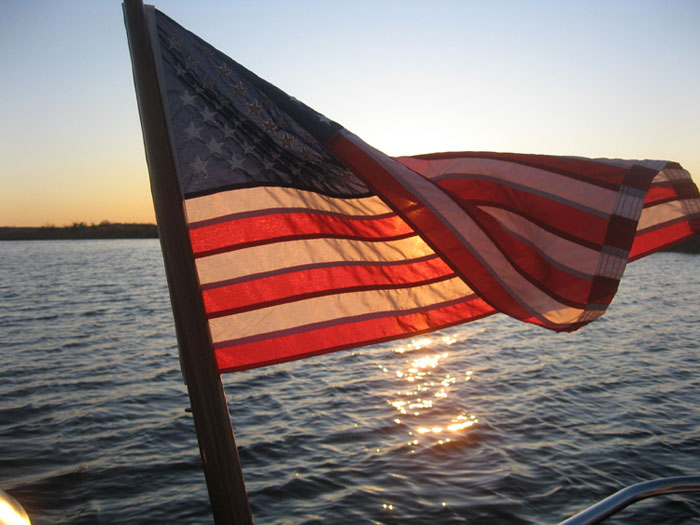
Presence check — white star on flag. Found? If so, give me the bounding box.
[200,107,216,123]
[242,142,255,156]
[223,123,236,139]
[189,155,208,175]
[232,81,247,97]
[183,121,202,140]
[280,133,294,150]
[206,137,223,156]
[216,63,232,78]
[185,55,198,71]
[262,119,277,133]
[228,154,245,170]
[179,90,197,108]
[168,35,182,51]
[246,100,263,117]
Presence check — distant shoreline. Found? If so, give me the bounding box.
[0,223,697,253]
[0,222,158,240]
[666,235,700,253]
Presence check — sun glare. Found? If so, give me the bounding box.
[382,334,479,450]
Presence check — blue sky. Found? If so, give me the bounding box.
[2,0,699,226]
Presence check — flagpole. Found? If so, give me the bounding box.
[122,1,253,523]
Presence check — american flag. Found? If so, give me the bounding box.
[148,9,700,373]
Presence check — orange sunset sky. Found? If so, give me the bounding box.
[2,0,699,227]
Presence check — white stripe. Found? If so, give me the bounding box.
[345,132,582,326]
[184,186,392,223]
[637,199,700,232]
[613,185,646,220]
[544,305,586,325]
[397,155,620,216]
[653,167,693,183]
[208,276,473,343]
[195,234,437,285]
[478,206,600,278]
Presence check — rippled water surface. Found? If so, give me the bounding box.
[1,240,699,524]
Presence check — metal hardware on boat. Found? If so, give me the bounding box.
[560,475,700,524]
[0,488,31,525]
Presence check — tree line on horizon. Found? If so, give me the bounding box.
[0,221,698,252]
[0,221,158,240]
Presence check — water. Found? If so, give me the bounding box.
[1,239,698,524]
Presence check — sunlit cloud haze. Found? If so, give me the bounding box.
[1,0,698,226]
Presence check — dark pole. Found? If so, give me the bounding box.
[122,1,253,523]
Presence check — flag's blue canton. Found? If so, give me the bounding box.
[154,11,369,198]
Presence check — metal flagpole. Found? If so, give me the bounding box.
[122,1,253,523]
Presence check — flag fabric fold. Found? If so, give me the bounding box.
[145,9,700,373]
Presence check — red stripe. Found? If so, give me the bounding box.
[644,184,682,206]
[202,257,455,316]
[189,211,414,256]
[630,220,698,261]
[435,178,609,248]
[467,205,593,306]
[645,181,699,207]
[215,295,495,372]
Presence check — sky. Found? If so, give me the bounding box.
[1,0,699,227]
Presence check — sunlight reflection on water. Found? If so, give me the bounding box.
[379,329,487,453]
